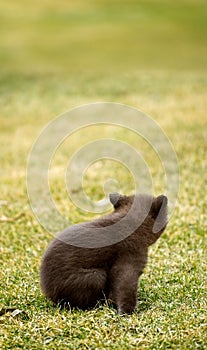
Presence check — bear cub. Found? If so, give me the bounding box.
[40,193,168,314]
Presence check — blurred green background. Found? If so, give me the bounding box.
[1,0,207,76]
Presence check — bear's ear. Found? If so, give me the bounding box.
[109,192,121,208]
[151,195,168,219]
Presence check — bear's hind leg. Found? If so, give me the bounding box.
[59,268,107,309]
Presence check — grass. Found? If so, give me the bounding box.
[0,0,207,349]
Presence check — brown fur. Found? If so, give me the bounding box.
[40,193,168,314]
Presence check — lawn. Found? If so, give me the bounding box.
[0,0,207,349]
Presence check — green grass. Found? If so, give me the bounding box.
[1,0,207,74]
[0,0,207,349]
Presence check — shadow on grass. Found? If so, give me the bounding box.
[0,284,162,322]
